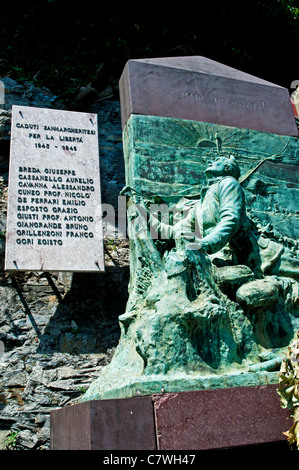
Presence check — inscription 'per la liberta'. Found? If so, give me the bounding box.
[5,105,104,272]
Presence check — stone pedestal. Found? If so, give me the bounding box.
[50,384,292,450]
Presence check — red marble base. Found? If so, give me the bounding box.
[50,384,292,450]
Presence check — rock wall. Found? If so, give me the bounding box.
[0,77,128,450]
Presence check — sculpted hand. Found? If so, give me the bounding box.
[180,231,205,251]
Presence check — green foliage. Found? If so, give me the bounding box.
[278,331,299,450]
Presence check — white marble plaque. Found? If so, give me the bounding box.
[5,105,104,272]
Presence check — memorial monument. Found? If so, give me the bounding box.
[5,105,104,272]
[51,57,298,449]
[83,57,299,401]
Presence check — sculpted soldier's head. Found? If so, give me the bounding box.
[205,154,241,181]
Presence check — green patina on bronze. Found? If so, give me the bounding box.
[83,115,299,401]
